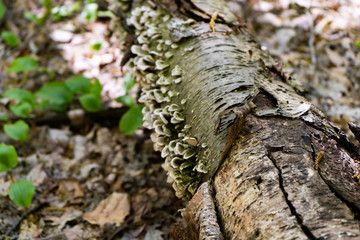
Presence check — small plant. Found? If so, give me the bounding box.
[82,1,98,22]
[36,81,74,111]
[3,89,36,117]
[90,40,102,51]
[8,56,38,74]
[65,75,102,112]
[0,143,34,208]
[24,0,52,25]
[4,120,29,142]
[1,31,19,47]
[117,73,144,135]
[0,0,5,20]
[0,144,18,171]
[65,75,92,94]
[51,2,80,21]
[9,180,35,208]
[356,39,360,50]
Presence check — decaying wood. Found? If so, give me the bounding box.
[182,182,223,240]
[107,0,360,238]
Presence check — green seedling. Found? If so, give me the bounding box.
[116,95,135,107]
[1,31,19,47]
[356,39,360,50]
[79,93,101,112]
[97,10,114,18]
[0,144,35,208]
[24,0,51,25]
[65,75,92,94]
[8,56,38,74]
[0,0,5,20]
[36,81,74,111]
[90,79,102,97]
[82,3,98,22]
[118,73,143,135]
[65,75,102,112]
[51,2,80,21]
[9,102,32,118]
[119,105,143,135]
[4,120,29,142]
[122,73,136,92]
[3,89,36,117]
[90,40,102,51]
[9,180,35,208]
[43,0,51,6]
[0,143,17,171]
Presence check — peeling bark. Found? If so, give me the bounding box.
[108,0,360,238]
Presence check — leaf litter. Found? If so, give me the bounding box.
[0,0,184,239]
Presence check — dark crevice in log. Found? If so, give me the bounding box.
[209,182,227,240]
[303,117,360,161]
[309,139,360,220]
[266,147,317,240]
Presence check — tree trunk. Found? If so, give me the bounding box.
[108,0,360,238]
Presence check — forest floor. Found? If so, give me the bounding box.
[0,0,360,239]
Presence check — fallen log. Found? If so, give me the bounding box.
[108,0,360,238]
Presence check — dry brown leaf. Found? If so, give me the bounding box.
[57,179,84,200]
[83,192,130,226]
[27,163,47,187]
[43,208,82,230]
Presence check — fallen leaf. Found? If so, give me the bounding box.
[57,179,84,200]
[44,208,82,230]
[27,163,47,187]
[83,192,130,226]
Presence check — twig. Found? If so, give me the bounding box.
[36,234,67,240]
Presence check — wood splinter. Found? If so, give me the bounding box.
[214,104,252,168]
[181,182,224,240]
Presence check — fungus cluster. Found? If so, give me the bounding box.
[109,5,202,198]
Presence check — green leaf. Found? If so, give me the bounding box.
[82,3,98,22]
[122,73,135,92]
[42,0,51,6]
[10,102,32,118]
[0,0,5,20]
[8,56,38,73]
[90,41,102,51]
[65,75,91,94]
[79,93,101,112]
[97,10,114,18]
[90,79,102,97]
[3,89,36,105]
[1,31,19,47]
[0,144,17,171]
[115,95,134,107]
[51,2,80,20]
[4,120,29,142]
[24,12,41,24]
[36,81,74,111]
[356,40,360,50]
[119,105,143,135]
[9,180,35,208]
